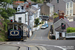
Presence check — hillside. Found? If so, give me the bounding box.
[0,16,9,41]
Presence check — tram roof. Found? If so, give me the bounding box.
[8,22,23,25]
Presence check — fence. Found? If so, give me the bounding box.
[66,33,75,38]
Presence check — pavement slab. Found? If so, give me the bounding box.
[0,45,18,50]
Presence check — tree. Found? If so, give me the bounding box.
[35,18,39,25]
[0,8,16,19]
[6,8,16,17]
[31,0,37,2]
[0,0,11,9]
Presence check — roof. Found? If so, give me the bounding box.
[46,3,53,7]
[15,12,27,14]
[53,17,59,23]
[63,0,72,2]
[13,1,24,4]
[55,17,75,31]
[31,6,39,10]
[8,22,23,25]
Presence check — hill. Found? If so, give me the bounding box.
[0,16,10,41]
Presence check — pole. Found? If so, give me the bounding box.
[28,12,30,38]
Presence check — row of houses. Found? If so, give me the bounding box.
[41,0,75,17]
[9,1,41,30]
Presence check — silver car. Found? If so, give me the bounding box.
[41,25,46,29]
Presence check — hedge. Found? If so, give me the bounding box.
[67,27,75,33]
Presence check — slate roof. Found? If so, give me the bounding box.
[53,17,59,23]
[46,3,53,7]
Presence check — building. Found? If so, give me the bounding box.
[50,0,73,17]
[53,11,75,40]
[15,12,28,25]
[72,0,75,15]
[41,1,54,17]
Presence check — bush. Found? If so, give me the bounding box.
[54,13,58,15]
[53,15,58,18]
[67,27,75,33]
[35,18,39,25]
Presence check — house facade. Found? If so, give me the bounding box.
[15,12,28,25]
[41,1,54,17]
[50,0,73,17]
[72,0,75,15]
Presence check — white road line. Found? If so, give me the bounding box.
[24,43,66,50]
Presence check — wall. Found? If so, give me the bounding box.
[41,3,49,15]
[15,12,28,25]
[73,2,75,15]
[51,0,67,16]
[56,31,65,39]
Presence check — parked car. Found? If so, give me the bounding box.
[41,25,47,29]
[45,23,49,28]
[41,16,49,21]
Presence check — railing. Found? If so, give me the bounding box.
[66,33,75,38]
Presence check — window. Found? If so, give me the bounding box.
[67,11,69,15]
[21,6,23,10]
[70,2,72,7]
[18,17,22,23]
[70,10,72,13]
[18,8,20,11]
[67,3,69,8]
[57,0,59,3]
[25,14,28,22]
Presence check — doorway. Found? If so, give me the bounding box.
[59,33,62,37]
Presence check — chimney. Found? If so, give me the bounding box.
[44,0,47,5]
[59,10,64,19]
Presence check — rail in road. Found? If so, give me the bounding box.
[0,42,47,50]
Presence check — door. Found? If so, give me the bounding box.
[59,33,62,37]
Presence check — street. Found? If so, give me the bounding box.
[0,22,75,50]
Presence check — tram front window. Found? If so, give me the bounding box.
[14,24,18,30]
[8,24,13,30]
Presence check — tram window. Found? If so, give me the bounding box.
[18,25,22,30]
[8,24,13,30]
[14,24,18,30]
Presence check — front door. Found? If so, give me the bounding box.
[59,33,62,37]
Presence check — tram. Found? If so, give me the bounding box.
[7,22,24,41]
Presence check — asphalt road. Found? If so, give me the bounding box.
[0,22,75,50]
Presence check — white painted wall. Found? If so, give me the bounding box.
[56,31,65,39]
[17,5,25,12]
[15,12,28,25]
[50,6,54,16]
[29,15,35,28]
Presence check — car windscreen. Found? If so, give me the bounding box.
[43,16,49,18]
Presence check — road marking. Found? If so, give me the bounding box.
[31,35,36,41]
[48,31,50,40]
[23,43,66,50]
